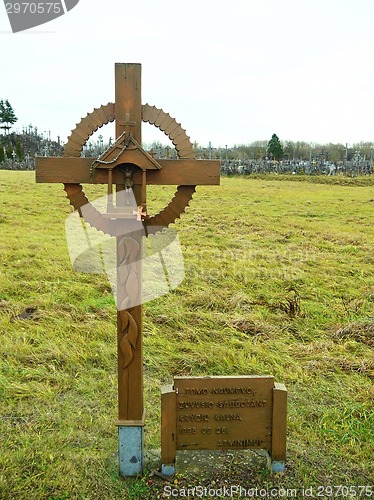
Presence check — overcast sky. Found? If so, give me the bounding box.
[1,0,373,148]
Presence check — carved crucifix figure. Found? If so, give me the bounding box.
[36,63,220,476]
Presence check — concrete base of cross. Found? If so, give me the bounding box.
[118,426,144,476]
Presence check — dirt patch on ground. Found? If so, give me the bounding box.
[332,321,374,346]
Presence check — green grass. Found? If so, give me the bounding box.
[0,172,373,499]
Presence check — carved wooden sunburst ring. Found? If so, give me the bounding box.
[63,103,196,235]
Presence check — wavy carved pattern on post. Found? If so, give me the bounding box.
[117,234,141,418]
[119,310,138,369]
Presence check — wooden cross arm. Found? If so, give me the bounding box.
[35,157,220,186]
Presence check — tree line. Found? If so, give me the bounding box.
[0,99,22,164]
[1,100,373,172]
[0,101,63,167]
[209,134,374,164]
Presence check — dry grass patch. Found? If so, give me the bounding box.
[0,172,373,498]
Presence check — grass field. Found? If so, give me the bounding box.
[0,171,373,499]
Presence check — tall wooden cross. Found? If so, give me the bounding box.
[36,63,220,476]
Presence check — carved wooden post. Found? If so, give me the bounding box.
[35,62,220,477]
[116,229,145,474]
[114,64,145,475]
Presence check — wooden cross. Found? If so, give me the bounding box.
[35,63,220,476]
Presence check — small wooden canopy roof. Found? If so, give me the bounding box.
[91,132,162,171]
